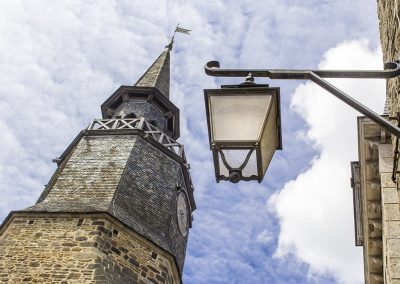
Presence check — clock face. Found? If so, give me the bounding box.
[176,192,189,236]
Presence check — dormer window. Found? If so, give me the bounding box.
[124,113,137,119]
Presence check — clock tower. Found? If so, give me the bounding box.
[0,43,195,283]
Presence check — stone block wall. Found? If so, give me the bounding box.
[379,144,400,283]
[378,0,400,118]
[377,1,400,283]
[0,213,180,283]
[357,118,384,284]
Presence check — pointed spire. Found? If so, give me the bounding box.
[134,47,171,98]
[133,25,190,99]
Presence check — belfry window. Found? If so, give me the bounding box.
[124,113,137,119]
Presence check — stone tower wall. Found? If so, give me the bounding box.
[0,213,180,283]
[378,0,400,117]
[377,1,400,283]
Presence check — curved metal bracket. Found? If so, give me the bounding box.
[204,60,400,138]
[213,144,257,183]
[216,145,255,172]
[205,60,400,79]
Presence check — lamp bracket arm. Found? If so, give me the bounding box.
[204,60,400,183]
[205,60,400,137]
[205,60,400,79]
[309,72,400,138]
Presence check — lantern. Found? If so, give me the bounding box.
[204,83,282,183]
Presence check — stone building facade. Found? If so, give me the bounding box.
[378,0,400,118]
[351,1,400,283]
[0,45,195,283]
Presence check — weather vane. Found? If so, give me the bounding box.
[166,23,191,50]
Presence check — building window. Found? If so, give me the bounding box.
[124,113,137,119]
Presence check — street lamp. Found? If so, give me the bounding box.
[204,77,281,183]
[204,60,400,183]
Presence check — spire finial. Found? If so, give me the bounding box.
[165,23,191,51]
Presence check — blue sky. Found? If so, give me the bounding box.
[0,1,387,283]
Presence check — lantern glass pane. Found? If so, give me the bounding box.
[241,150,258,177]
[217,148,258,178]
[209,94,272,141]
[260,97,279,174]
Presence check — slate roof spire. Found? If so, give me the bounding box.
[134,46,171,99]
[133,25,191,99]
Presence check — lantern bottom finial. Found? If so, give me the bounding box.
[229,171,242,183]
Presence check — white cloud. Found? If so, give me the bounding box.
[256,229,273,245]
[270,39,385,284]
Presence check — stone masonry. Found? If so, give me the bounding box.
[378,0,400,118]
[356,118,385,283]
[371,1,400,283]
[0,213,180,283]
[379,144,400,283]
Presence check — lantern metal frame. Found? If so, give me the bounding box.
[204,83,282,183]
